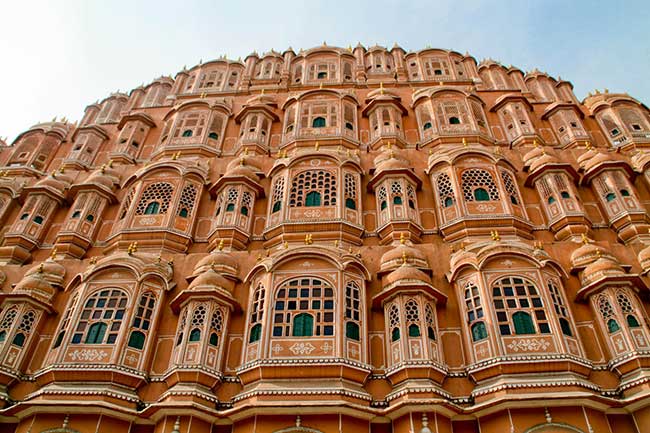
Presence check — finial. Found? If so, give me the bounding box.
[171,416,181,433]
[428,149,433,155]
[52,116,57,122]
[62,415,69,429]
[534,240,543,250]
[462,137,468,147]
[108,160,113,168]
[51,170,56,178]
[319,82,323,89]
[401,251,408,265]
[334,240,339,248]
[240,157,245,166]
[284,241,289,249]
[584,141,592,150]
[59,166,65,174]
[200,92,207,99]
[305,234,313,245]
[256,253,263,261]
[400,232,406,245]
[89,256,97,265]
[218,239,224,251]
[296,415,302,428]
[243,148,249,156]
[533,138,538,148]
[100,164,106,174]
[315,141,320,151]
[38,263,44,273]
[261,88,265,95]
[50,247,57,260]
[157,254,162,264]
[127,241,138,255]
[380,82,385,94]
[581,233,589,245]
[490,230,500,241]
[544,407,552,423]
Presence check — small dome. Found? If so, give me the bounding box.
[570,241,610,270]
[529,152,559,173]
[579,150,611,173]
[13,274,57,302]
[192,250,238,278]
[34,172,72,194]
[581,256,625,286]
[25,258,66,286]
[187,269,234,292]
[83,165,120,191]
[224,157,261,182]
[522,146,545,168]
[385,264,432,286]
[380,243,429,272]
[638,243,650,273]
[374,149,409,173]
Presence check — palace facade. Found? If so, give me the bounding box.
[1,43,650,433]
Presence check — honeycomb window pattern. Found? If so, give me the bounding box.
[461,169,500,201]
[177,183,198,217]
[289,170,336,207]
[437,173,455,207]
[135,182,174,215]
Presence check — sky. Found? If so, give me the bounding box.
[0,0,649,142]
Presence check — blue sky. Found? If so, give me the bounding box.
[1,0,648,142]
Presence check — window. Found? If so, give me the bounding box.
[177,183,198,218]
[188,304,207,342]
[389,303,400,342]
[33,216,43,224]
[393,196,402,205]
[144,202,160,215]
[86,214,94,222]
[492,277,549,336]
[471,322,488,341]
[548,196,556,204]
[249,283,265,342]
[620,189,630,197]
[289,170,336,207]
[72,289,128,345]
[305,191,321,207]
[561,191,571,199]
[209,308,224,347]
[249,323,262,343]
[425,304,436,341]
[293,313,314,337]
[208,132,219,140]
[312,117,326,128]
[72,211,81,218]
[606,192,616,202]
[317,71,327,79]
[272,201,282,213]
[501,170,520,205]
[345,281,361,341]
[449,116,460,125]
[182,130,193,137]
[423,122,432,130]
[548,280,573,337]
[344,173,357,211]
[11,310,36,347]
[271,177,285,213]
[437,173,455,208]
[617,291,642,330]
[462,169,500,202]
[128,292,156,350]
[136,182,174,215]
[272,277,334,337]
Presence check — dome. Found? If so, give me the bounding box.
[33,172,72,195]
[581,256,625,286]
[522,146,545,168]
[385,263,432,286]
[570,241,610,270]
[192,250,238,278]
[638,243,650,273]
[224,157,261,182]
[187,269,234,292]
[576,148,598,170]
[374,149,409,173]
[579,150,611,173]
[529,152,559,173]
[83,165,120,191]
[13,274,57,302]
[25,258,66,286]
[380,243,429,273]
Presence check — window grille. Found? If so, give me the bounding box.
[461,169,500,201]
[272,277,335,337]
[289,170,336,207]
[72,289,128,345]
[177,184,198,217]
[436,173,454,207]
[135,182,174,215]
[492,277,548,336]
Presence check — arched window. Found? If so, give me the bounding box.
[423,122,432,130]
[345,281,361,341]
[289,170,336,207]
[560,191,571,199]
[209,308,224,347]
[547,280,574,337]
[462,169,500,202]
[437,173,455,208]
[33,215,43,224]
[177,183,198,218]
[182,130,193,137]
[53,294,78,349]
[620,189,631,197]
[606,192,616,202]
[249,323,262,343]
[271,177,284,213]
[548,196,556,204]
[471,322,488,341]
[11,310,36,347]
[86,214,94,222]
[136,182,174,215]
[492,277,549,336]
[312,117,326,128]
[305,191,321,207]
[272,277,334,337]
[388,303,400,342]
[0,308,18,345]
[189,304,207,342]
[501,170,521,205]
[425,304,436,341]
[128,292,156,350]
[405,299,421,337]
[73,289,128,345]
[293,313,314,337]
[72,211,81,218]
[393,196,402,205]
[512,311,535,335]
[449,116,461,125]
[608,319,620,333]
[272,201,282,213]
[208,132,219,140]
[345,198,356,210]
[344,173,357,210]
[144,202,160,215]
[617,291,642,329]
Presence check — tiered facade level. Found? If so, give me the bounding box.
[2,43,650,433]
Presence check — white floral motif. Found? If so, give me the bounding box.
[272,343,283,354]
[304,209,321,218]
[507,338,551,352]
[68,349,109,362]
[248,346,258,358]
[126,353,138,364]
[320,342,332,353]
[139,216,158,225]
[289,342,316,355]
[301,261,314,268]
[476,204,497,212]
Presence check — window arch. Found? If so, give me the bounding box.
[177,183,198,218]
[209,308,224,347]
[72,289,129,345]
[425,303,436,340]
[249,284,265,343]
[597,294,619,334]
[289,170,336,207]
[135,182,174,215]
[127,292,157,350]
[271,177,285,213]
[272,277,334,337]
[345,281,361,341]
[344,173,357,210]
[461,169,500,202]
[547,280,574,337]
[492,277,549,336]
[189,304,207,342]
[53,294,78,349]
[437,173,455,208]
[389,303,400,342]
[405,299,421,337]
[500,170,521,205]
[616,291,642,329]
[464,282,487,341]
[0,308,19,344]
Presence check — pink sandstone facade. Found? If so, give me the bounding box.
[0,43,650,433]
